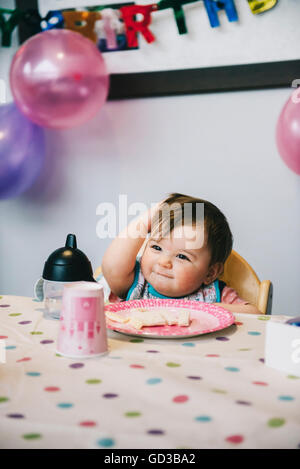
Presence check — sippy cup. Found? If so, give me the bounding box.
[34,234,96,320]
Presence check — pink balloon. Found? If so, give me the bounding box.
[276,89,300,175]
[10,30,109,129]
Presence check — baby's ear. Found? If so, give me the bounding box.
[204,263,224,285]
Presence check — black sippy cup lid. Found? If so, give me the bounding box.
[42,234,96,282]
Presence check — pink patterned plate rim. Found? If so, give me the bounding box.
[104,299,235,339]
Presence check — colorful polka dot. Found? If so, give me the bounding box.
[30,331,43,335]
[5,345,16,350]
[97,438,115,447]
[44,386,60,392]
[253,381,268,386]
[26,372,41,377]
[18,321,32,325]
[173,395,189,403]
[258,316,271,321]
[0,335,8,339]
[182,342,196,347]
[226,435,244,444]
[130,338,144,343]
[278,395,295,402]
[212,388,227,394]
[16,357,31,363]
[9,313,22,317]
[124,411,141,417]
[147,350,159,353]
[130,364,144,369]
[22,433,42,440]
[146,378,162,385]
[187,376,202,380]
[206,354,220,358]
[248,331,261,336]
[225,367,240,372]
[57,403,74,409]
[166,362,181,368]
[147,429,165,435]
[216,337,230,341]
[235,321,243,326]
[69,363,84,369]
[195,415,212,422]
[103,393,118,399]
[7,413,25,419]
[40,340,54,345]
[236,400,252,406]
[86,379,102,384]
[0,397,9,403]
[268,418,285,428]
[0,304,10,308]
[80,421,97,427]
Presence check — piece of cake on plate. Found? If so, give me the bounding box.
[105,308,190,330]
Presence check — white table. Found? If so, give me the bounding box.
[0,295,299,449]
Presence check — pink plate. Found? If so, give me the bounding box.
[105,299,235,339]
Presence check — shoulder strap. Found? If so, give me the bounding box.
[125,260,141,300]
[218,280,227,298]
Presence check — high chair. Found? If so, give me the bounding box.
[94,249,272,315]
[219,250,272,315]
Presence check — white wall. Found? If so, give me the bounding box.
[0,0,299,315]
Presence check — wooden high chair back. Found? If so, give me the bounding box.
[94,250,273,315]
[219,250,272,315]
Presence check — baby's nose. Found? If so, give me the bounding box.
[158,255,172,268]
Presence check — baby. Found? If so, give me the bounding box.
[102,193,261,314]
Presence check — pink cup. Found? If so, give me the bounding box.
[56,282,108,358]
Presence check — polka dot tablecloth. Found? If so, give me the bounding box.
[0,295,300,449]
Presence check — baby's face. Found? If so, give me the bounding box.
[141,225,215,298]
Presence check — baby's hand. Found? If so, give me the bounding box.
[136,197,170,236]
[139,202,162,234]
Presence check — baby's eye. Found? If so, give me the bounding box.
[151,244,162,251]
[177,253,190,261]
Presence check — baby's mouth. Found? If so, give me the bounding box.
[154,271,173,279]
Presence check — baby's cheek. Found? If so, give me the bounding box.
[140,254,150,273]
[176,266,199,287]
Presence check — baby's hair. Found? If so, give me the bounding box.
[151,193,233,266]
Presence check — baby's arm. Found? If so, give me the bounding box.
[102,206,156,299]
[215,285,262,314]
[214,302,261,315]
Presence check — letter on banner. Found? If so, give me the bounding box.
[157,0,188,35]
[40,10,64,31]
[94,9,119,50]
[247,0,278,15]
[0,8,23,47]
[120,5,155,49]
[62,11,101,42]
[203,0,238,28]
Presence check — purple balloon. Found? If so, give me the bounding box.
[0,103,45,199]
[10,29,109,129]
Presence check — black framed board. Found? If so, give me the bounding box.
[16,0,300,100]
